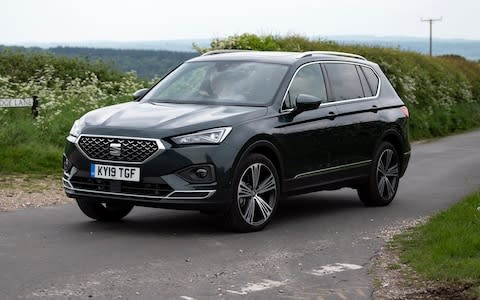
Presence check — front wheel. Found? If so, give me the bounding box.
[76,198,134,221]
[225,154,280,232]
[357,142,400,206]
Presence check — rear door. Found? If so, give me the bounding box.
[323,62,382,169]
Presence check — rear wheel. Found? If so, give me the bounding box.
[225,154,280,232]
[357,142,400,206]
[76,198,134,221]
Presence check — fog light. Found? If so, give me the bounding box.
[195,168,208,178]
[177,164,215,183]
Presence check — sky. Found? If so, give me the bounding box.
[1,0,479,44]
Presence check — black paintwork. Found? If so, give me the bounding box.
[63,51,410,211]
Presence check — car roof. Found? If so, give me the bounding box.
[188,50,373,66]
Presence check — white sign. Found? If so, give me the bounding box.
[0,98,34,108]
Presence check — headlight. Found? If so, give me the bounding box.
[172,127,232,145]
[67,118,85,142]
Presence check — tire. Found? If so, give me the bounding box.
[76,198,134,221]
[225,153,280,232]
[357,142,400,206]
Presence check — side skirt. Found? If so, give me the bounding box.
[283,161,371,196]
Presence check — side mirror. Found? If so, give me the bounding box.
[132,88,149,101]
[295,94,324,112]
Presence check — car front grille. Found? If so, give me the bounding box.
[69,177,173,198]
[77,136,161,163]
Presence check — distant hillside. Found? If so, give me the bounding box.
[19,39,210,52]
[15,36,480,61]
[0,45,198,79]
[328,36,480,61]
[48,47,198,79]
[0,47,128,83]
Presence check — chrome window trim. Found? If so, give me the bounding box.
[294,160,372,179]
[74,134,165,165]
[63,178,216,200]
[280,61,381,113]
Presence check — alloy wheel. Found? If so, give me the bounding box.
[237,163,277,226]
[376,149,399,200]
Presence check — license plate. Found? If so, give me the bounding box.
[90,164,140,182]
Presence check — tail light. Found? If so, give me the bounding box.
[400,106,409,118]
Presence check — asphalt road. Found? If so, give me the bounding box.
[1,130,480,300]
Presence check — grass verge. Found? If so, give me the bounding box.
[393,191,480,297]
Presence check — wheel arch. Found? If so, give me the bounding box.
[377,128,406,173]
[233,137,285,185]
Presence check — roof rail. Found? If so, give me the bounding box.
[298,51,367,61]
[201,49,252,56]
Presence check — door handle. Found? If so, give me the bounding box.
[371,105,378,112]
[327,111,336,120]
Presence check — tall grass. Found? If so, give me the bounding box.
[394,191,480,287]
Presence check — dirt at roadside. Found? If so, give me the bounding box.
[0,175,71,211]
[372,218,476,300]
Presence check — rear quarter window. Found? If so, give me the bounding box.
[324,63,364,101]
[361,66,380,96]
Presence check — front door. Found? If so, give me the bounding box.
[274,63,342,192]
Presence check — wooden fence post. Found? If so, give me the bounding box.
[32,96,39,119]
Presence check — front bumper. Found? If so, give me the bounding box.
[63,135,237,211]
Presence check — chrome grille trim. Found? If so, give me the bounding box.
[63,178,215,200]
[75,134,164,164]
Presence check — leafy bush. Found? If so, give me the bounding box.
[196,34,480,139]
[0,50,147,173]
[1,35,480,174]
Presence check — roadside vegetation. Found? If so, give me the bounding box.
[0,50,146,174]
[389,191,480,297]
[196,34,480,140]
[1,34,480,175]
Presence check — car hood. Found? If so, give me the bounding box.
[80,101,267,137]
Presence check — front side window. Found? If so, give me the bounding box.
[324,63,364,101]
[142,61,289,106]
[284,63,327,109]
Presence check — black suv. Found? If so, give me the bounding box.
[63,50,410,232]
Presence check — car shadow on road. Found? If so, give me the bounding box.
[67,189,367,236]
[277,190,363,219]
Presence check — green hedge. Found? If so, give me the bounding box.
[195,34,480,140]
[0,50,145,174]
[1,36,479,174]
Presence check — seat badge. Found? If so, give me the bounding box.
[109,143,122,157]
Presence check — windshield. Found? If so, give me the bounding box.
[142,61,289,106]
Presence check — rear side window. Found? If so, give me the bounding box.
[324,63,364,101]
[361,66,380,96]
[284,63,327,109]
